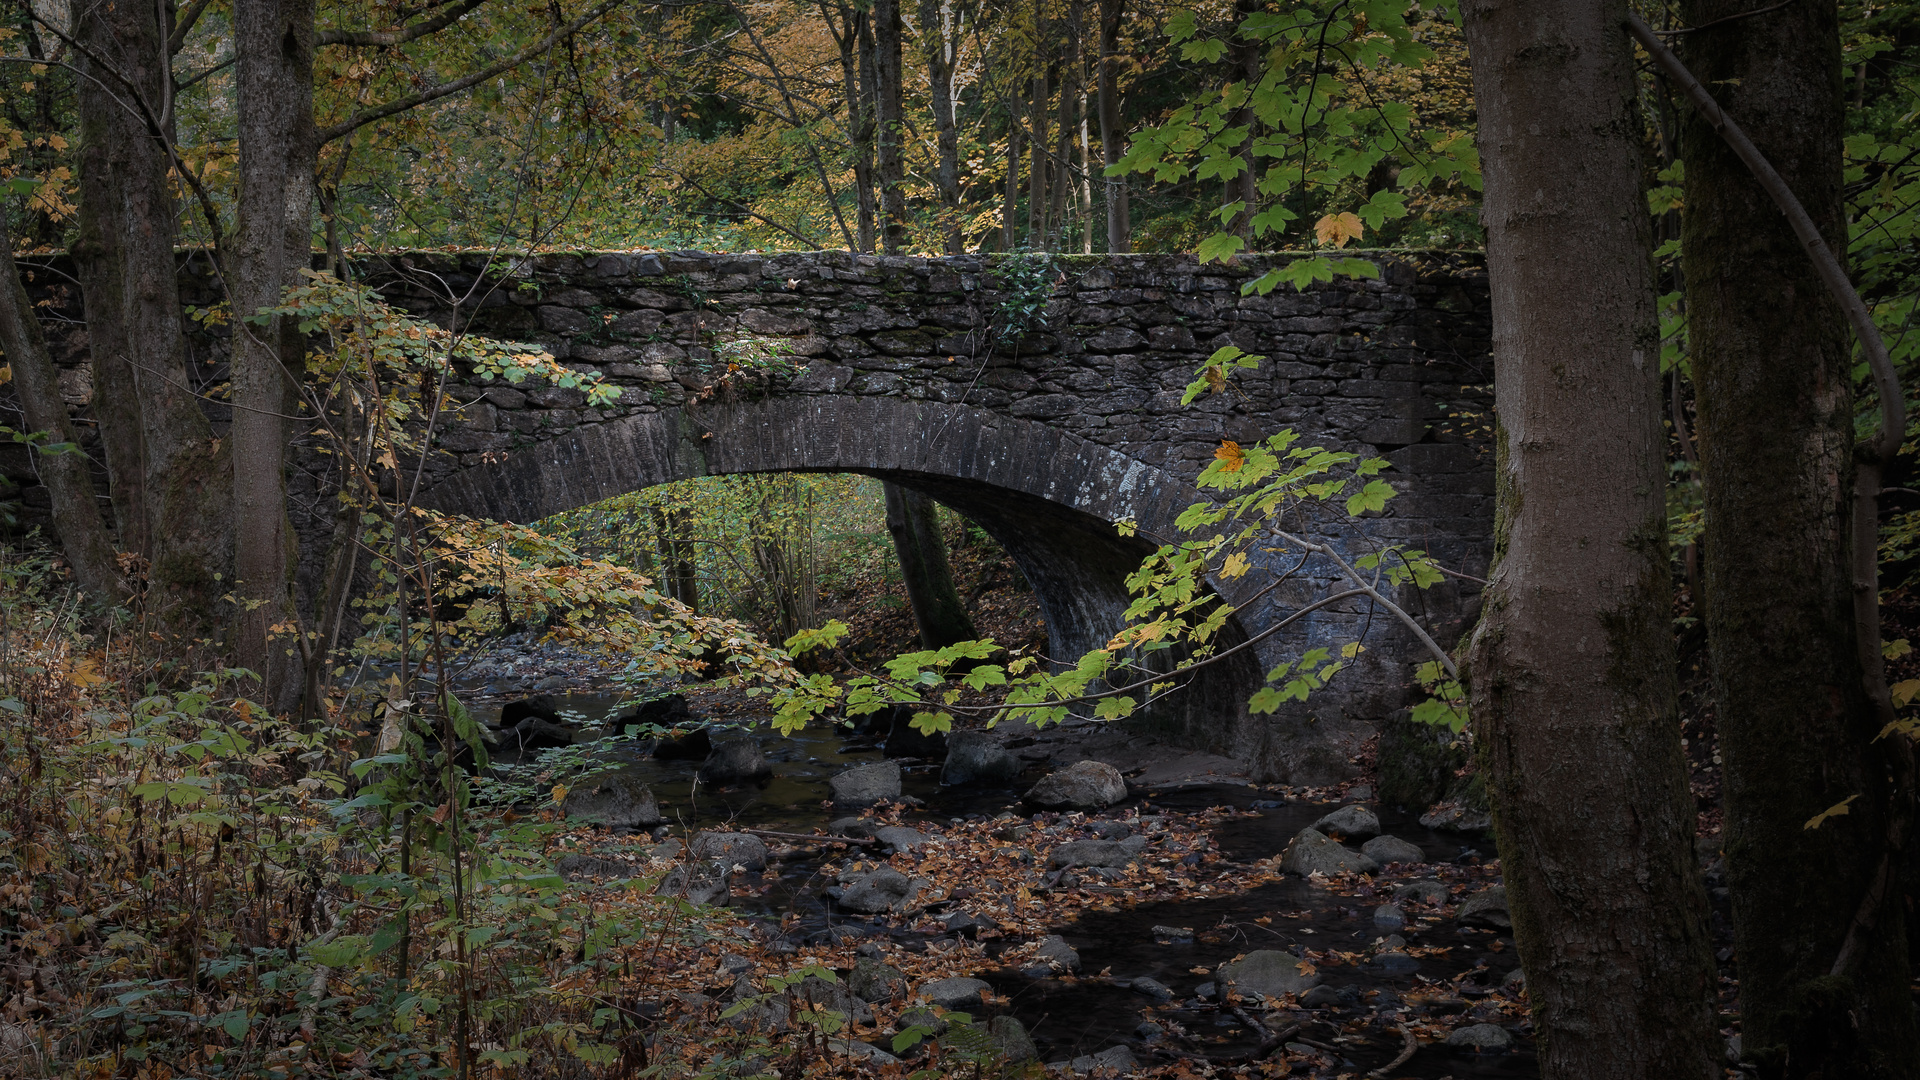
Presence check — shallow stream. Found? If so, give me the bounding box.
[481,694,1538,1077]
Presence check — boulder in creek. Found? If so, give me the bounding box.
[652,725,714,761]
[1361,834,1426,865]
[836,865,928,913]
[787,975,873,1024]
[560,769,664,829]
[1035,935,1081,973]
[1312,804,1381,841]
[1279,827,1379,876]
[989,1015,1039,1062]
[655,859,731,905]
[502,717,576,752]
[498,696,561,728]
[612,693,693,730]
[1456,885,1511,929]
[829,760,902,807]
[1057,1046,1139,1076]
[872,825,933,854]
[1023,760,1127,810]
[1216,949,1324,1000]
[1047,838,1143,869]
[689,830,770,871]
[849,957,906,1003]
[699,736,771,783]
[1393,879,1452,907]
[940,730,1023,785]
[1445,1023,1513,1052]
[1419,800,1493,834]
[915,976,992,1010]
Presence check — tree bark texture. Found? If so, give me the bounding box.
[233,0,317,708]
[883,483,975,649]
[1459,2,1721,1078]
[1003,104,1023,250]
[1678,1,1918,1074]
[1225,0,1259,242]
[1097,0,1128,252]
[74,0,231,611]
[873,0,907,254]
[1028,5,1049,250]
[919,0,962,254]
[0,209,125,602]
[854,6,880,253]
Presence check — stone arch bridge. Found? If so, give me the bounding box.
[335,250,1493,784]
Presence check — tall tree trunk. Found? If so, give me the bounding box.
[71,77,144,555]
[72,0,230,620]
[1096,0,1128,252]
[1050,58,1073,241]
[920,0,962,254]
[1028,5,1049,251]
[1226,0,1258,242]
[883,483,975,649]
[0,209,126,603]
[1003,104,1023,250]
[233,0,317,709]
[1458,2,1721,1078]
[1679,1,1919,1074]
[873,0,907,254]
[855,8,880,252]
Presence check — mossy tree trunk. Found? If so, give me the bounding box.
[1679,2,1918,1074]
[883,483,976,650]
[1459,1,1721,1077]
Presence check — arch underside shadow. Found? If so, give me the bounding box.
[422,395,1351,781]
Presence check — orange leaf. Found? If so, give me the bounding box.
[1315,211,1365,249]
[1214,440,1246,472]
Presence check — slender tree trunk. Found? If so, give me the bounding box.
[1679,2,1918,1074]
[1097,0,1128,252]
[1226,0,1258,242]
[233,0,317,709]
[1028,4,1049,250]
[71,81,145,555]
[825,1,878,254]
[1050,57,1073,241]
[855,9,880,252]
[1458,2,1721,1078]
[883,483,975,649]
[920,0,962,254]
[0,211,126,602]
[1003,104,1023,250]
[874,0,907,254]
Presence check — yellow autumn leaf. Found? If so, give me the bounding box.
[551,784,569,805]
[1315,211,1365,249]
[1214,440,1246,472]
[1221,552,1251,579]
[1804,794,1861,831]
[1892,679,1920,708]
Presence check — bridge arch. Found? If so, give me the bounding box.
[420,394,1281,766]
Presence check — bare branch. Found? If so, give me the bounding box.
[316,0,493,47]
[169,0,216,54]
[315,0,627,144]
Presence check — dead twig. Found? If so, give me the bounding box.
[740,827,876,847]
[1367,1024,1418,1078]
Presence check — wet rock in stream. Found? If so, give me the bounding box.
[656,859,732,905]
[1280,826,1379,876]
[1216,949,1324,998]
[1023,760,1127,810]
[652,725,714,761]
[700,736,771,783]
[915,976,992,1009]
[690,830,770,871]
[833,864,929,913]
[1361,834,1427,865]
[1048,837,1146,869]
[561,770,664,829]
[940,730,1023,785]
[830,760,902,807]
[1394,879,1452,906]
[1457,884,1512,928]
[1313,803,1382,841]
[1447,1022,1516,1052]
